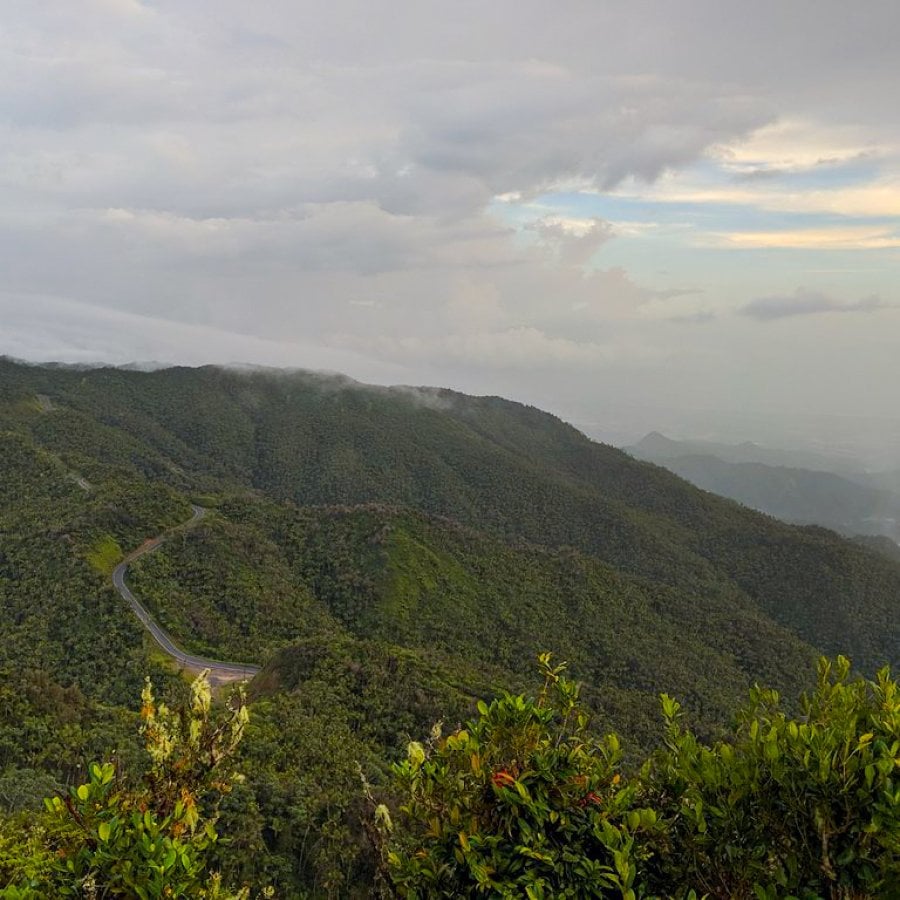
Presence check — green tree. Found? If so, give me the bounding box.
[2,672,254,899]
[642,656,900,899]
[375,654,660,898]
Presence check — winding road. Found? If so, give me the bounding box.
[112,505,261,685]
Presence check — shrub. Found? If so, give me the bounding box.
[376,654,661,898]
[377,655,899,900]
[1,672,252,899]
[643,656,900,899]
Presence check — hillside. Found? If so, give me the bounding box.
[629,447,900,541]
[2,357,897,672]
[2,357,899,894]
[124,498,819,745]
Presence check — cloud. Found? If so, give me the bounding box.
[2,0,900,434]
[0,290,408,378]
[332,325,665,371]
[610,118,900,220]
[713,119,882,175]
[0,2,774,360]
[667,310,716,324]
[636,288,713,324]
[612,166,900,220]
[741,289,895,320]
[527,216,615,266]
[711,226,900,250]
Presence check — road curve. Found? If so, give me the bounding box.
[112,505,261,682]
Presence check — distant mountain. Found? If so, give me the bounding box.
[629,431,862,474]
[853,467,900,497]
[638,450,900,540]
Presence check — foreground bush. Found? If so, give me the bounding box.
[378,656,899,899]
[643,656,899,899]
[1,673,252,899]
[376,654,660,898]
[2,656,896,897]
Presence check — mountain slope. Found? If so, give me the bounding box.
[126,497,819,740]
[3,358,899,897]
[2,358,897,673]
[632,450,900,540]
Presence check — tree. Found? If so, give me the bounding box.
[2,672,257,899]
[375,654,660,898]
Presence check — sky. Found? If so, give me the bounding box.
[2,1,899,456]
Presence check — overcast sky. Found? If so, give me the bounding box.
[2,1,899,452]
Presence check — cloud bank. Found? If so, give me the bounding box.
[1,0,900,436]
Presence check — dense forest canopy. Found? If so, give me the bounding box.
[0,358,897,895]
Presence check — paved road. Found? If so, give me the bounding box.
[112,505,261,683]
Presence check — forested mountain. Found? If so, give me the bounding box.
[1,357,898,894]
[628,430,861,473]
[2,357,897,670]
[627,447,900,541]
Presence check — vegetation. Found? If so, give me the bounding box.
[377,654,656,898]
[1,358,896,672]
[2,658,896,897]
[640,656,899,898]
[379,656,899,899]
[85,534,124,575]
[0,672,253,898]
[1,358,899,894]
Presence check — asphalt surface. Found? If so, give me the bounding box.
[112,505,261,682]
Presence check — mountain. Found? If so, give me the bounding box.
[628,431,900,541]
[853,466,900,496]
[3,357,898,671]
[635,449,900,540]
[628,430,863,473]
[2,358,899,894]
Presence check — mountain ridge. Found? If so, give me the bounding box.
[2,357,897,676]
[2,358,898,896]
[628,430,900,542]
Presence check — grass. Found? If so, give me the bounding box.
[84,535,123,575]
